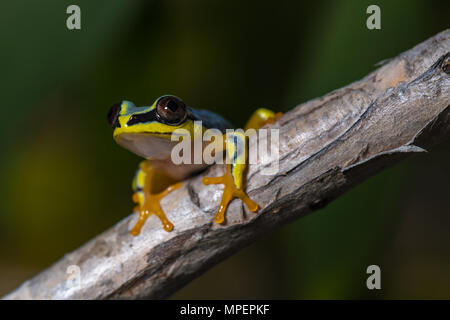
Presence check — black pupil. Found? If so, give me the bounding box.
[167,100,179,112]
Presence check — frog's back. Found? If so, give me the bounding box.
[188,108,234,132]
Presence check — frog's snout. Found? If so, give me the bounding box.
[108,102,122,128]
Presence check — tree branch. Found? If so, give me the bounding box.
[4,30,450,300]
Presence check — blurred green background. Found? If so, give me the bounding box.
[0,0,449,299]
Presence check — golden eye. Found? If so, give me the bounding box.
[156,96,187,125]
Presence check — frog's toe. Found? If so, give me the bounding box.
[214,186,258,224]
[203,165,258,225]
[130,200,174,236]
[129,183,181,236]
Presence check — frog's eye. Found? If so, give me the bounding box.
[156,96,187,125]
[108,102,122,128]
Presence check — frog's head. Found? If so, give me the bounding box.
[108,95,197,159]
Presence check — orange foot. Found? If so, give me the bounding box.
[202,164,258,224]
[130,182,182,236]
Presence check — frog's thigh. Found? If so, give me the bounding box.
[244,108,282,131]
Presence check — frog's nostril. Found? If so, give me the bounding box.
[107,102,122,128]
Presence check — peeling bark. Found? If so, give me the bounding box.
[4,29,450,300]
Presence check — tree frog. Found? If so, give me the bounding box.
[108,95,281,236]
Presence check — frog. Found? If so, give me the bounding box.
[107,95,281,236]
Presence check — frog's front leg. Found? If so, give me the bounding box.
[130,160,181,236]
[202,131,259,224]
[203,108,282,224]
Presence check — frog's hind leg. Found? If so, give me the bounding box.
[130,160,182,236]
[202,131,258,224]
[244,108,282,131]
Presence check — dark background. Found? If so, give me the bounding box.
[0,0,449,299]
